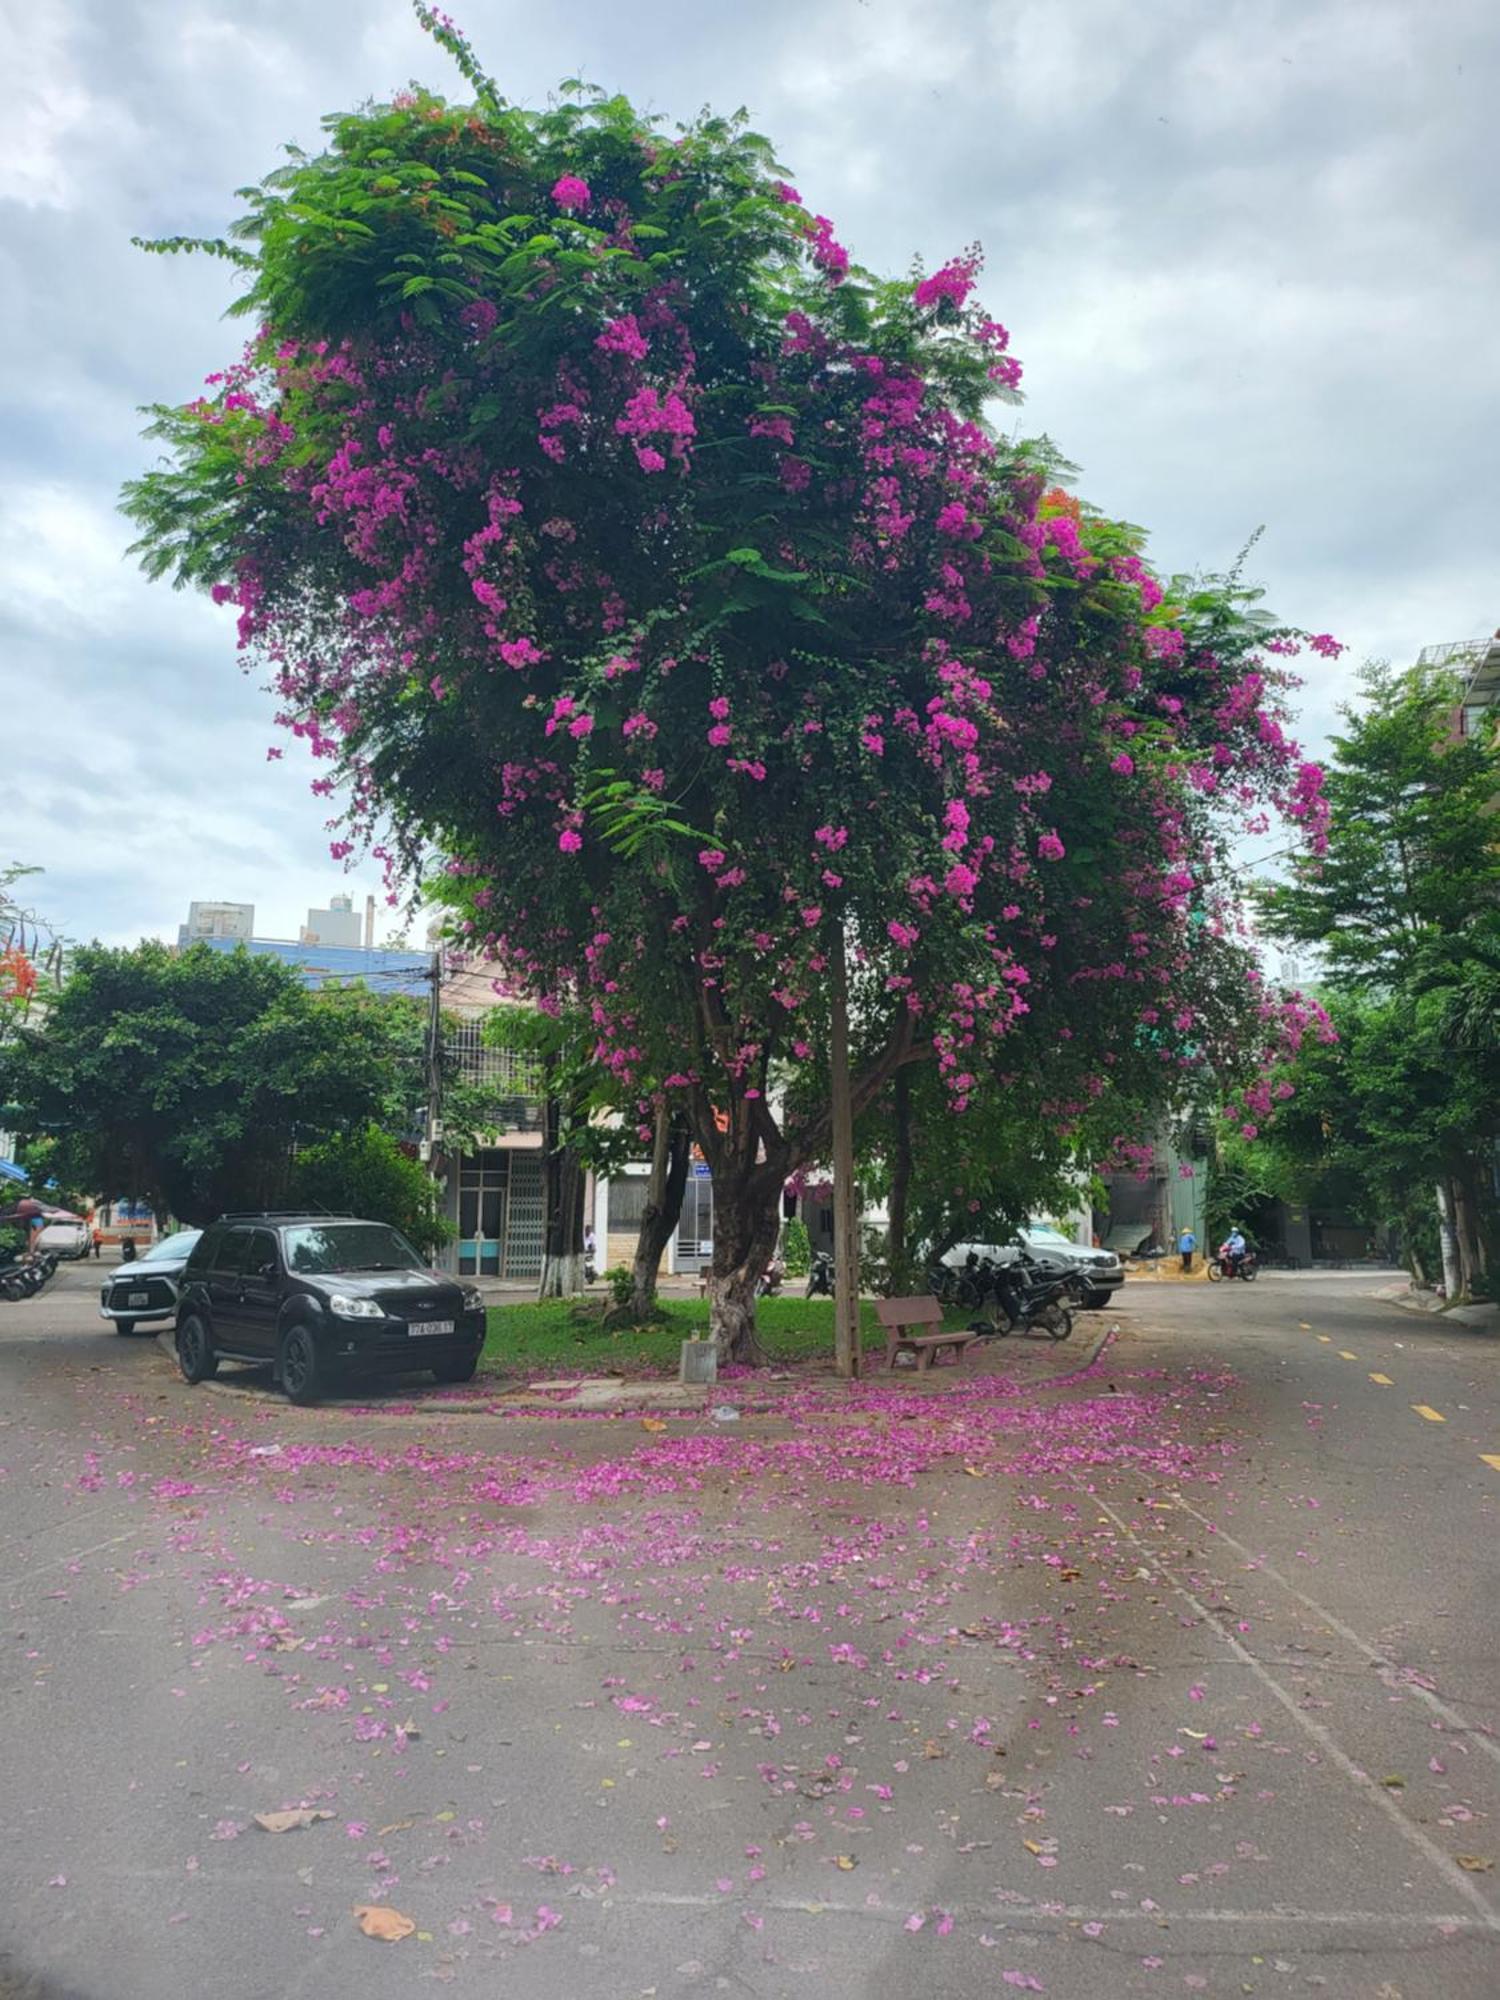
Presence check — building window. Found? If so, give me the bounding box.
[607,1176,652,1232]
[444,1020,544,1096]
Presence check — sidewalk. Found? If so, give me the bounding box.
[1373,1279,1500,1334]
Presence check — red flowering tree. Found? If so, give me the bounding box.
[125,7,1333,1360]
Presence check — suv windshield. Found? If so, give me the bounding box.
[281,1223,427,1276]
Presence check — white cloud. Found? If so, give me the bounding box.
[0,9,96,210]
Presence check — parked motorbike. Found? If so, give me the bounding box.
[973,1256,1076,1341]
[805,1250,834,1299]
[925,1262,957,1306]
[1207,1247,1258,1283]
[1,1251,45,1302]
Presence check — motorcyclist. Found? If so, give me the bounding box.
[1221,1226,1248,1275]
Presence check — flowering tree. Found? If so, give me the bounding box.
[125,7,1333,1361]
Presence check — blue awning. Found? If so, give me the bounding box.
[0,1159,28,1184]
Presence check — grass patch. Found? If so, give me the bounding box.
[479,1293,977,1377]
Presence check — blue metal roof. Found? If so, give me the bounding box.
[196,936,431,997]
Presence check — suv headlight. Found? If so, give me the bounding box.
[328,1294,384,1321]
[461,1286,485,1313]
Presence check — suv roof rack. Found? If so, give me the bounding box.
[214,1209,361,1222]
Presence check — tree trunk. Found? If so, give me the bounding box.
[887,1065,912,1274]
[1436,1180,1461,1297]
[1452,1164,1485,1296]
[628,1107,691,1319]
[706,1170,782,1368]
[538,1089,587,1299]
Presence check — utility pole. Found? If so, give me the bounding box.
[830,922,861,1378]
[424,948,443,1154]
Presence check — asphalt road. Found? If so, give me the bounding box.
[1,1263,1497,2000]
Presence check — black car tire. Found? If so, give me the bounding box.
[280,1325,322,1406]
[433,1354,479,1385]
[177,1314,218,1384]
[1081,1288,1113,1310]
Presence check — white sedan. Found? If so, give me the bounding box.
[943,1227,1125,1308]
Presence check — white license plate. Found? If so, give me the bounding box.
[408,1319,454,1338]
[129,1291,149,1308]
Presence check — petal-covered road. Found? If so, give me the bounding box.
[2,1269,1498,1998]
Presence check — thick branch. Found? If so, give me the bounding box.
[788,1002,925,1172]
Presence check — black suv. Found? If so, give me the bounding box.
[174,1213,487,1405]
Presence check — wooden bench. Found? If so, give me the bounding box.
[875,1295,978,1372]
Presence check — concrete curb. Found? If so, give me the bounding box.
[153,1317,1116,1419]
[1374,1288,1500,1333]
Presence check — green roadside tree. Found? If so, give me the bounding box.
[1258,662,1500,1293]
[290,1122,451,1252]
[0,942,417,1225]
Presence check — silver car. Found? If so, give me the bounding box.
[944,1226,1125,1308]
[98,1230,202,1337]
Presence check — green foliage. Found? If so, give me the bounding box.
[604,1263,635,1308]
[289,1121,451,1252]
[1257,662,1500,1285]
[781,1215,811,1276]
[0,942,423,1223]
[1205,1131,1288,1247]
[1258,662,1500,988]
[847,927,1260,1262]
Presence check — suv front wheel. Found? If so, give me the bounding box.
[177,1313,218,1384]
[279,1324,323,1406]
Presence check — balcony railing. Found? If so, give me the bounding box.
[1417,639,1487,670]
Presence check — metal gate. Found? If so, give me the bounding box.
[674,1171,714,1273]
[457,1149,544,1280]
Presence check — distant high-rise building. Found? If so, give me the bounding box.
[179,900,254,949]
[300,893,362,948]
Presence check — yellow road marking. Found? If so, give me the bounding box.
[1338,1350,1358,1360]
[1299,1321,1312,1330]
[1317,1335,1332,1344]
[1369,1373,1393,1386]
[1481,1455,1500,1473]
[1412,1405,1446,1423]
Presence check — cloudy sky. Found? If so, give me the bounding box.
[4,0,1496,951]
